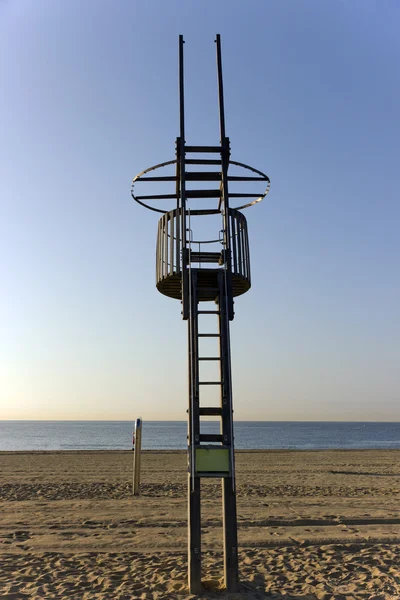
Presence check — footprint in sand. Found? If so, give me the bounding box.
[13,531,31,542]
[59,532,75,539]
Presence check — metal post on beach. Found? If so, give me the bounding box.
[133,418,142,495]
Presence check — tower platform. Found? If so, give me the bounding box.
[155,206,251,301]
[157,268,250,301]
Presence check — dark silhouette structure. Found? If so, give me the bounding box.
[131,35,270,593]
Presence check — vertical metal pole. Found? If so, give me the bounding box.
[187,271,201,593]
[179,35,189,320]
[216,34,234,320]
[222,476,238,591]
[216,34,226,141]
[132,418,142,495]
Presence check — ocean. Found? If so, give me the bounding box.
[0,421,399,452]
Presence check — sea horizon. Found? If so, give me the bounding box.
[0,420,399,452]
[2,419,400,423]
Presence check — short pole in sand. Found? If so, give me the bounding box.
[132,417,142,495]
[130,35,270,593]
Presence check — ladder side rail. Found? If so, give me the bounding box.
[217,270,233,447]
[217,269,239,592]
[187,266,201,594]
[187,210,199,477]
[220,271,236,491]
[187,210,193,471]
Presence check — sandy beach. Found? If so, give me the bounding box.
[0,449,399,598]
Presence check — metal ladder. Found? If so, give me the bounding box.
[187,264,238,592]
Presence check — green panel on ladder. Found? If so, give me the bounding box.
[195,447,230,474]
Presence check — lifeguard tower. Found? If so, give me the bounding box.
[131,35,270,593]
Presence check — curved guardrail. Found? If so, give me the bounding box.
[156,207,251,299]
[131,159,270,214]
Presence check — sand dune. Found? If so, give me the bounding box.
[1,449,399,598]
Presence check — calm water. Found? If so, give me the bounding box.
[0,421,399,451]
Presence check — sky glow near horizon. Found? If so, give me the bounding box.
[1,1,399,421]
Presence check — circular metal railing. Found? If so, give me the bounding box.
[131,159,270,214]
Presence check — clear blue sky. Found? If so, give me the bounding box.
[1,0,399,421]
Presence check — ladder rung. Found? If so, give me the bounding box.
[198,333,221,337]
[199,381,222,386]
[199,407,223,416]
[189,251,221,264]
[185,172,221,181]
[135,193,177,200]
[185,145,222,153]
[186,189,221,199]
[137,175,177,182]
[185,159,221,165]
[199,434,224,443]
[229,193,261,198]
[228,176,267,182]
[198,310,220,314]
[199,357,221,361]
